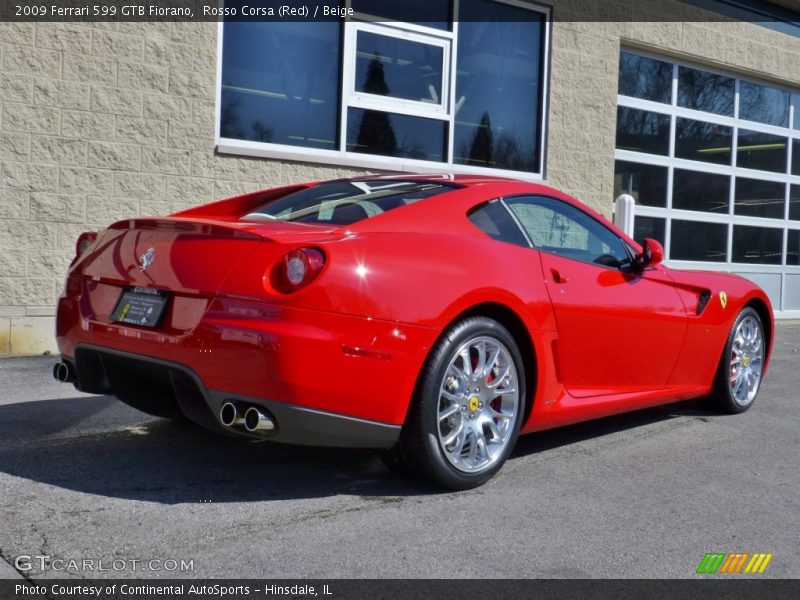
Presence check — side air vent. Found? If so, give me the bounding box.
[696,291,712,315]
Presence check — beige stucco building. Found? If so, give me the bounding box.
[2,0,800,357]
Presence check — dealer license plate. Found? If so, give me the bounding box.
[110,287,170,328]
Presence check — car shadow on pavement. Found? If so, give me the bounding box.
[0,394,716,503]
[0,395,434,503]
[510,398,721,459]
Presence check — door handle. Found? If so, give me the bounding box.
[551,268,568,284]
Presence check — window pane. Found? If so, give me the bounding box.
[613,161,667,207]
[615,107,670,156]
[468,201,529,247]
[790,185,800,220]
[795,93,800,129]
[732,225,783,264]
[351,0,450,30]
[454,1,544,172]
[675,118,732,165]
[672,169,730,214]
[670,220,727,262]
[243,181,452,224]
[739,81,790,127]
[677,66,734,116]
[220,21,340,150]
[633,216,666,247]
[346,108,447,161]
[618,52,672,103]
[355,32,444,104]
[788,230,800,265]
[507,196,629,267]
[736,129,787,173]
[734,178,785,219]
[793,139,800,175]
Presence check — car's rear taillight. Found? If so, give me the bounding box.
[273,248,325,293]
[75,232,97,259]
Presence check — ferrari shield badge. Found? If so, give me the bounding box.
[139,247,155,272]
[719,291,727,309]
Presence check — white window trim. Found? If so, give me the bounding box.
[214,1,552,181]
[616,48,800,315]
[344,21,451,118]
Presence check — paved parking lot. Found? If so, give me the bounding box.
[1,323,798,580]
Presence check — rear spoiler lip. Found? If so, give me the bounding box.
[105,215,338,240]
[105,217,265,240]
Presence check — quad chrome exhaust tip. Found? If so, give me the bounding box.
[219,402,245,427]
[53,361,74,383]
[244,406,275,433]
[219,402,275,434]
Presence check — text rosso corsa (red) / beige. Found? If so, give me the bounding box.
[203,5,354,18]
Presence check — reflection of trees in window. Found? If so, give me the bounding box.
[678,68,734,116]
[220,97,245,139]
[739,82,789,127]
[468,112,493,165]
[613,161,668,207]
[220,97,273,143]
[494,132,537,172]
[615,107,670,155]
[787,231,800,265]
[791,186,800,221]
[618,53,672,103]
[458,113,536,171]
[734,179,785,219]
[396,137,426,160]
[675,118,732,164]
[251,121,273,143]
[356,56,397,155]
[673,170,730,213]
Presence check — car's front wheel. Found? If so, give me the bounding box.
[709,306,766,413]
[386,317,526,490]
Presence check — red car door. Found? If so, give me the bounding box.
[505,195,687,397]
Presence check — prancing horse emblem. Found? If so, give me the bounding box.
[139,247,155,272]
[719,291,727,309]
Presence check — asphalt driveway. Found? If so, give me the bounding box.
[1,322,798,579]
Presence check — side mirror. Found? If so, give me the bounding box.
[633,238,664,269]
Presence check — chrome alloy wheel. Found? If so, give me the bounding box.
[436,336,520,474]
[729,315,764,406]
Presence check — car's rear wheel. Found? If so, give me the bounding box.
[709,307,765,413]
[386,317,526,490]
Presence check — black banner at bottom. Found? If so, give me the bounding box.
[2,579,800,600]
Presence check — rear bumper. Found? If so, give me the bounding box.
[56,291,439,447]
[63,345,401,448]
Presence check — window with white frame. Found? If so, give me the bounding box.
[614,50,800,312]
[217,0,550,177]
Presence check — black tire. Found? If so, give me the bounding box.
[389,316,527,490]
[707,307,765,414]
[378,447,415,478]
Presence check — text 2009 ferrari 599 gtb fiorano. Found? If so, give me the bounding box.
[54,175,773,489]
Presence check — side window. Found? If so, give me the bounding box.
[506,196,630,267]
[467,200,530,247]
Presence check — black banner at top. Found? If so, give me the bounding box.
[1,0,799,24]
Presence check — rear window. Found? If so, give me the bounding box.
[242,180,453,225]
[468,200,530,247]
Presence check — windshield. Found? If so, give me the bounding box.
[242,180,453,225]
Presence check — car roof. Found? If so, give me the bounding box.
[328,173,523,186]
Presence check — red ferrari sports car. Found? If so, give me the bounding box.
[54,175,773,489]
